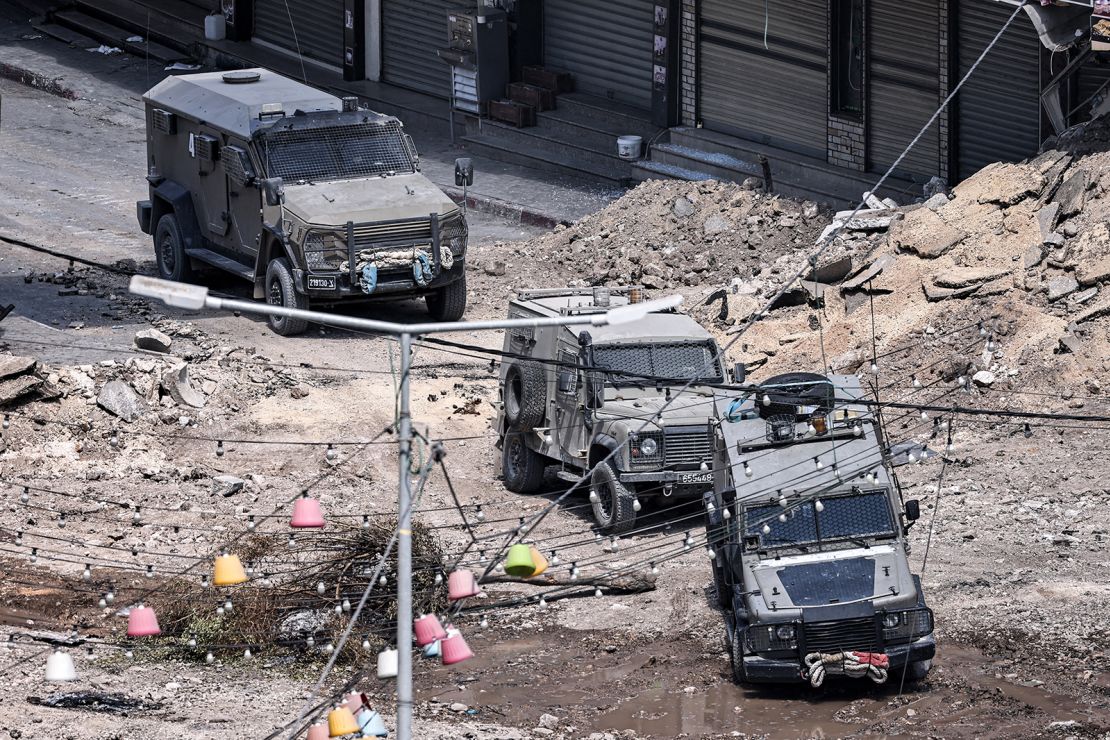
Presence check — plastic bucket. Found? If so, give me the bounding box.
[616,135,642,160]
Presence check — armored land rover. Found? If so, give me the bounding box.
[136,69,469,335]
[496,287,733,532]
[705,373,935,685]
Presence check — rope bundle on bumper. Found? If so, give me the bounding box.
[803,651,889,687]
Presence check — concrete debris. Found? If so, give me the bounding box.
[161,364,206,408]
[841,255,895,292]
[211,474,245,497]
[923,192,950,211]
[889,208,966,258]
[1046,274,1079,302]
[96,380,146,422]
[933,267,1010,289]
[134,328,172,353]
[702,214,731,235]
[0,375,44,406]
[969,161,1045,206]
[922,281,979,302]
[1053,169,1089,219]
[972,370,996,387]
[0,355,37,380]
[672,196,695,218]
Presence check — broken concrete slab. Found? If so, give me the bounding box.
[923,193,949,211]
[1054,169,1089,219]
[962,161,1046,206]
[933,267,1010,288]
[1046,274,1079,302]
[1077,256,1110,286]
[0,355,37,380]
[211,474,245,497]
[922,281,979,302]
[807,255,853,284]
[0,375,43,406]
[1071,286,1099,304]
[972,370,996,387]
[1024,246,1045,269]
[1036,203,1061,242]
[161,364,206,409]
[96,380,146,422]
[134,328,172,353]
[842,255,895,292]
[977,277,1013,297]
[889,208,966,258]
[1074,296,1110,324]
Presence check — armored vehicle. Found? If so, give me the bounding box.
[706,373,935,685]
[495,287,733,532]
[136,69,469,335]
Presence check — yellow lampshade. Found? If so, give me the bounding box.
[213,553,248,586]
[528,546,548,577]
[328,706,360,737]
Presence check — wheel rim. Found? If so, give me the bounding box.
[159,234,176,274]
[506,437,523,477]
[268,277,283,307]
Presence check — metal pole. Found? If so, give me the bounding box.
[396,331,414,740]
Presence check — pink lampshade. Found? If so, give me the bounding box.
[447,569,479,601]
[306,722,329,740]
[414,614,448,647]
[126,604,161,637]
[290,496,326,528]
[441,631,474,665]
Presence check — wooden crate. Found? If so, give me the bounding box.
[489,99,536,128]
[506,82,556,112]
[522,66,575,94]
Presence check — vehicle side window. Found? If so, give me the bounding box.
[557,349,577,394]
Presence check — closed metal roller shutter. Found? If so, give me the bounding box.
[699,0,827,158]
[254,0,344,67]
[869,0,941,180]
[544,0,654,110]
[956,1,1041,180]
[382,0,457,98]
[1078,58,1110,120]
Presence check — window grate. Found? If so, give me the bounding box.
[260,121,414,182]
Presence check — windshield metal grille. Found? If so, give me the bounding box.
[593,342,722,385]
[664,427,713,466]
[803,618,880,653]
[260,121,414,182]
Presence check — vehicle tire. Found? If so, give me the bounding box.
[590,461,637,533]
[758,371,835,418]
[904,659,932,682]
[729,626,748,683]
[154,213,194,282]
[425,274,467,321]
[712,559,731,610]
[503,361,546,431]
[265,257,309,336]
[502,432,545,493]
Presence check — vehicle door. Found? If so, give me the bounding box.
[220,143,262,262]
[553,344,588,465]
[188,127,232,250]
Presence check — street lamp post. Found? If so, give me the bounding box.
[129,276,681,740]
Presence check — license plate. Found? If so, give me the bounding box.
[307,276,337,290]
[679,471,712,485]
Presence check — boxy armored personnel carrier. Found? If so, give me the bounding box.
[136,69,469,335]
[706,373,935,685]
[495,287,734,532]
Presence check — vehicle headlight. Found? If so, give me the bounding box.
[775,624,796,641]
[303,231,346,271]
[882,613,901,629]
[881,608,933,643]
[640,437,658,456]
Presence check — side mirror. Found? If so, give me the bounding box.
[733,362,746,384]
[454,157,474,187]
[905,499,920,522]
[261,177,285,207]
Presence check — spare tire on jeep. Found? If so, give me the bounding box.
[504,361,546,431]
[758,372,836,418]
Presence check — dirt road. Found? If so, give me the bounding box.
[1,40,1110,740]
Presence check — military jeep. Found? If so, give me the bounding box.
[136,69,469,335]
[495,287,732,532]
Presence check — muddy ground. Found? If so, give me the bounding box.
[2,27,1110,740]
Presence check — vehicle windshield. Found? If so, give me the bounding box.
[258,120,414,182]
[593,341,723,386]
[743,489,896,551]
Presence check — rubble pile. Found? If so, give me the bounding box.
[472,179,830,291]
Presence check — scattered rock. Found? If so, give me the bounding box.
[538,713,560,729]
[972,370,996,387]
[290,386,310,399]
[449,702,468,713]
[0,375,43,406]
[96,380,146,422]
[1024,246,1044,269]
[1036,202,1060,241]
[672,197,695,218]
[133,328,172,353]
[211,474,245,497]
[1077,256,1110,286]
[1046,274,1079,302]
[933,267,1009,288]
[923,192,949,211]
[276,609,331,641]
[922,281,978,302]
[703,214,731,235]
[161,364,206,408]
[1053,169,1089,219]
[483,260,506,277]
